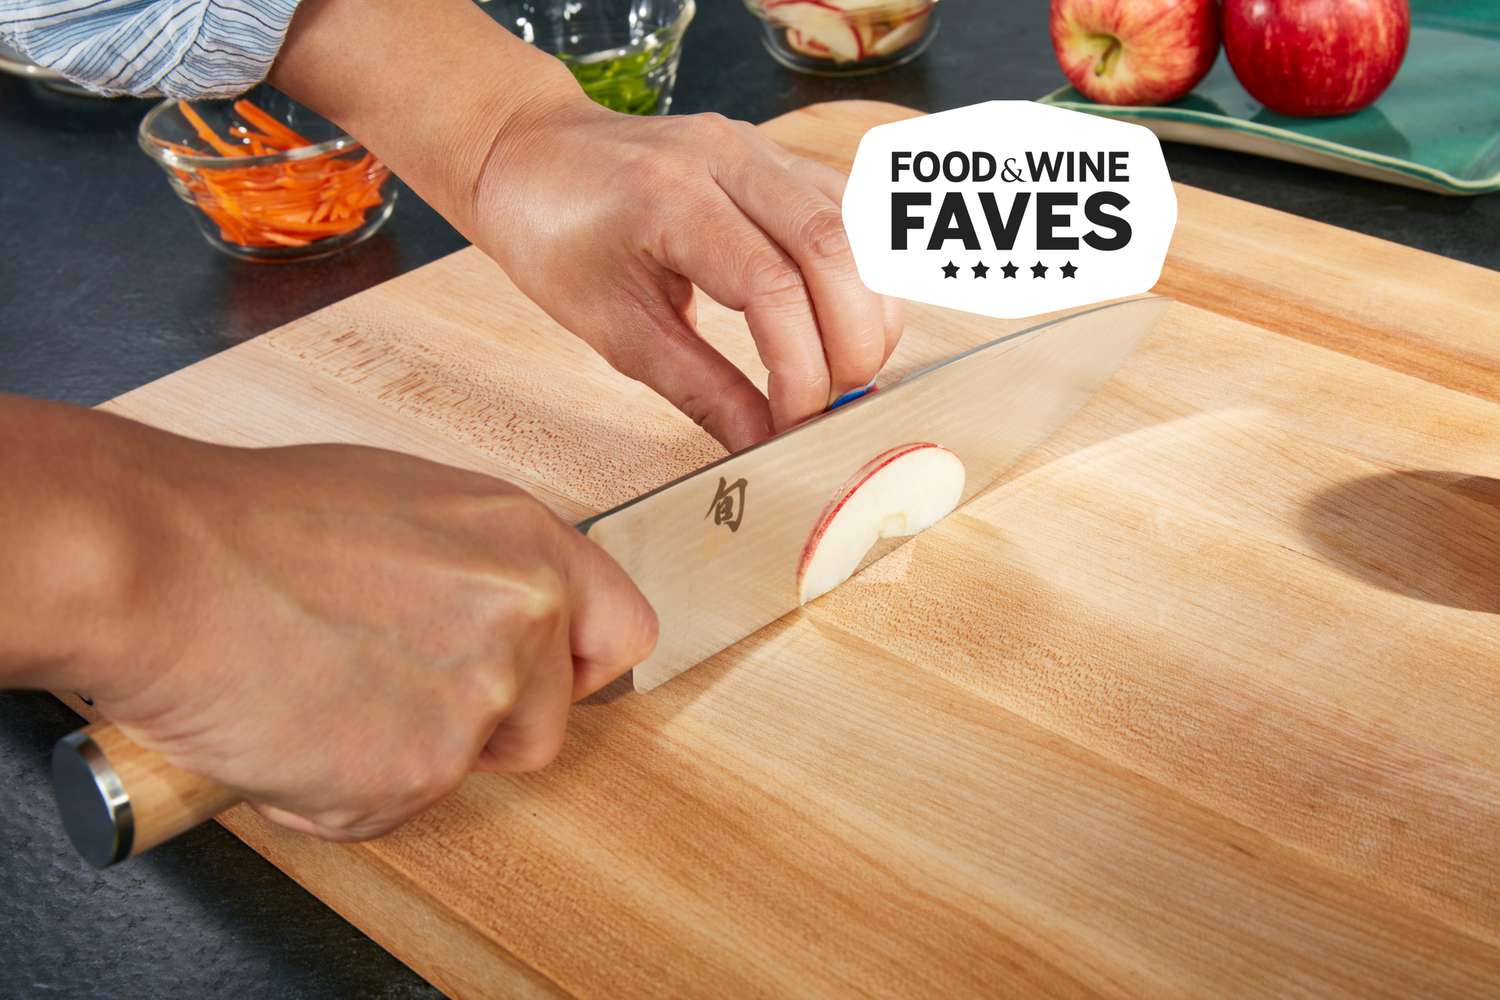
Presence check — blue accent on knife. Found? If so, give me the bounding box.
[829,378,877,411]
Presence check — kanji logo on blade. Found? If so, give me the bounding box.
[706,476,747,533]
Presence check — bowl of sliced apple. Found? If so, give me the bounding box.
[746,0,939,76]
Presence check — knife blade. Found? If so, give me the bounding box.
[49,295,1168,867]
[582,295,1169,691]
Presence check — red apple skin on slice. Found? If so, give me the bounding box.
[787,27,833,57]
[765,0,931,63]
[764,0,868,61]
[796,443,966,604]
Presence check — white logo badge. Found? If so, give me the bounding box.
[841,101,1176,318]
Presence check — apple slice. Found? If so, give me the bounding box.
[765,0,890,11]
[870,10,929,57]
[786,27,833,57]
[796,443,966,604]
[767,0,865,61]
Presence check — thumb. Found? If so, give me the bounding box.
[558,525,660,699]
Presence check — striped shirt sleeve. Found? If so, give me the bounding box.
[0,0,301,98]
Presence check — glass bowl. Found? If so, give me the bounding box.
[138,86,396,263]
[477,0,695,115]
[745,0,939,76]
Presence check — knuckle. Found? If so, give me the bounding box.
[470,667,521,720]
[689,112,741,143]
[477,497,571,629]
[495,566,567,629]
[798,207,851,263]
[599,299,683,383]
[670,387,719,432]
[746,250,807,305]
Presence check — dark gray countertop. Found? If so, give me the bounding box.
[2,2,1496,996]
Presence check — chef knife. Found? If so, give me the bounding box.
[51,295,1169,865]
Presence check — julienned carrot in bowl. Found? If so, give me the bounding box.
[140,95,396,261]
[166,100,388,249]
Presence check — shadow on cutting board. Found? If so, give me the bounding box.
[1299,470,1500,614]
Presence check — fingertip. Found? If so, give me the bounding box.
[829,286,892,395]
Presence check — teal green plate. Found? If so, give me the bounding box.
[1039,2,1500,195]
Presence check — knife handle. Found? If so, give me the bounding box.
[51,721,241,867]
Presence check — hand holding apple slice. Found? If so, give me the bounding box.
[796,443,966,604]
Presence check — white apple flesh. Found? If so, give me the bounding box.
[765,0,929,64]
[796,443,966,604]
[871,11,929,57]
[779,4,865,62]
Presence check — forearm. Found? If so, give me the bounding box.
[269,0,581,240]
[0,395,179,697]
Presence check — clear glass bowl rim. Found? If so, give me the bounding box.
[743,0,938,22]
[138,97,365,171]
[522,0,696,57]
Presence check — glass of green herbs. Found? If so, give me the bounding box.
[476,0,695,116]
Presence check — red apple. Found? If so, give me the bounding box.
[1222,0,1409,116]
[1050,0,1220,106]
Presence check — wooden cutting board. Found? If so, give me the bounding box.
[67,101,1500,997]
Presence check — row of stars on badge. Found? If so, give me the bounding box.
[941,261,1078,279]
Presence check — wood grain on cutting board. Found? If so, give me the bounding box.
[78,101,1500,997]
